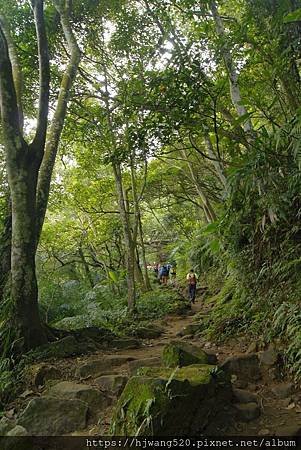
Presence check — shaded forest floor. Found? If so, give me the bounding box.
[4,292,301,437]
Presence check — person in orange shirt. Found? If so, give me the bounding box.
[186,269,198,304]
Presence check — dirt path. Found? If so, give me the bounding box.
[91,298,301,437]
[9,297,301,437]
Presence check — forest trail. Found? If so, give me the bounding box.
[7,294,301,438]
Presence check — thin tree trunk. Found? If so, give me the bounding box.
[138,214,152,290]
[203,131,228,190]
[112,163,136,313]
[181,149,216,222]
[210,1,253,133]
[78,245,94,288]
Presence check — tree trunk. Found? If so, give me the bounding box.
[0,196,11,302]
[78,245,94,288]
[138,214,152,291]
[181,149,216,222]
[210,1,253,134]
[112,163,136,313]
[0,0,80,351]
[9,153,47,350]
[203,131,228,190]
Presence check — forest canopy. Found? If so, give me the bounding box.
[0,0,301,385]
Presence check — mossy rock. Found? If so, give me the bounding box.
[162,341,217,367]
[31,335,96,360]
[17,396,87,435]
[133,325,163,339]
[111,365,231,435]
[73,326,117,343]
[136,364,216,385]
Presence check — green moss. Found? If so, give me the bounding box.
[111,365,231,436]
[111,376,169,435]
[162,341,210,367]
[137,364,215,386]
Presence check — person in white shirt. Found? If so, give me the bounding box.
[186,269,198,304]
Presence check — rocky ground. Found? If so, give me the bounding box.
[1,295,301,439]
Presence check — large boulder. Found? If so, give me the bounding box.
[35,335,96,359]
[17,397,87,435]
[162,341,217,367]
[75,355,135,379]
[94,375,128,396]
[47,381,110,416]
[73,327,116,343]
[111,365,232,435]
[220,354,261,381]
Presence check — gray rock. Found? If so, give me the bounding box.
[17,397,87,435]
[221,354,261,381]
[41,335,81,358]
[0,417,15,435]
[94,375,128,396]
[47,381,110,415]
[258,429,270,436]
[128,357,161,375]
[177,324,202,337]
[25,363,62,387]
[233,388,258,404]
[235,402,260,422]
[75,355,135,378]
[272,383,294,399]
[6,426,28,436]
[259,346,278,366]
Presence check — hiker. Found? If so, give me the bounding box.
[186,269,198,304]
[170,265,177,281]
[159,264,169,284]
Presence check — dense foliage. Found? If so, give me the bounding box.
[0,0,301,384]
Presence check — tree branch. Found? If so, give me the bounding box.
[0,24,25,157]
[36,0,81,240]
[30,0,50,152]
[0,14,24,131]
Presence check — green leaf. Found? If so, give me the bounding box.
[283,9,301,23]
[108,271,118,283]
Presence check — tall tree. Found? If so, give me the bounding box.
[0,0,80,351]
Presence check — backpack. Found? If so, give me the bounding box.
[161,266,168,276]
[188,274,196,285]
